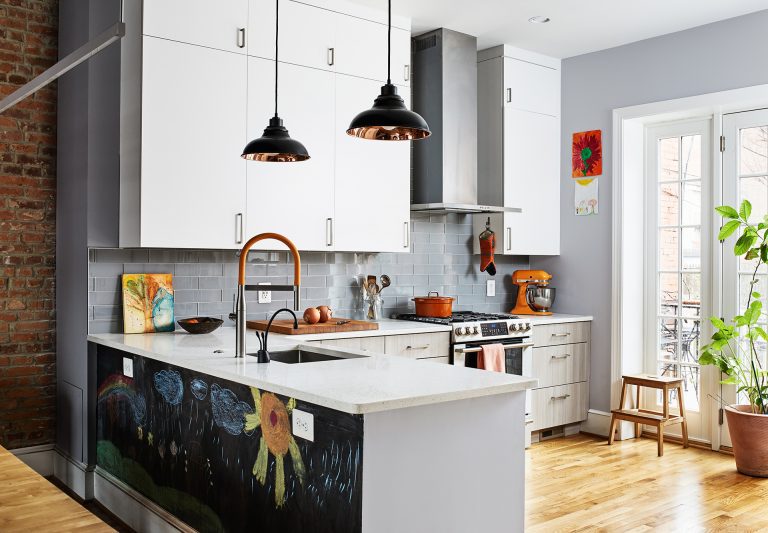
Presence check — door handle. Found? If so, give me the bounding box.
[404,221,410,248]
[327,47,335,66]
[237,28,246,49]
[235,213,243,244]
[404,64,410,81]
[326,218,333,247]
[551,354,572,360]
[506,88,512,103]
[551,394,571,401]
[505,227,511,251]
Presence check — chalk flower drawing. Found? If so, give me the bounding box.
[245,388,306,507]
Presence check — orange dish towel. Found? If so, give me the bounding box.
[478,343,506,372]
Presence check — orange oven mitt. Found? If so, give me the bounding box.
[479,228,496,276]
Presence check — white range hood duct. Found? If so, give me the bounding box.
[411,28,518,215]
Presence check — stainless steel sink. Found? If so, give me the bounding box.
[251,348,366,364]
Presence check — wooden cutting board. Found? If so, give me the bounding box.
[246,318,379,335]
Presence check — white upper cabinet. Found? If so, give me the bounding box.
[143,0,249,54]
[334,14,387,82]
[139,37,247,249]
[389,27,412,87]
[476,45,561,256]
[245,57,336,251]
[334,75,411,253]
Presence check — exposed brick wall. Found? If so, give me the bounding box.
[0,0,58,449]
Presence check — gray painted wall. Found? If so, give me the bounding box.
[532,9,768,412]
[89,213,529,332]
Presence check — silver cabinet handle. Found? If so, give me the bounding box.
[235,213,243,244]
[327,47,335,66]
[404,221,410,248]
[404,64,410,81]
[505,227,511,251]
[326,218,333,247]
[506,87,512,103]
[551,333,571,337]
[551,354,572,360]
[237,28,246,49]
[406,345,429,350]
[551,394,571,401]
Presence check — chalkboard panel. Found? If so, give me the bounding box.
[96,345,363,532]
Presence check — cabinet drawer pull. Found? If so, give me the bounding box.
[235,213,243,244]
[326,218,333,247]
[406,345,429,350]
[404,64,410,81]
[404,221,410,248]
[551,394,570,401]
[550,354,571,360]
[237,28,246,49]
[506,87,512,103]
[551,332,571,337]
[327,47,335,66]
[505,227,511,251]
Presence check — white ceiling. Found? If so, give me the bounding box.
[351,0,768,58]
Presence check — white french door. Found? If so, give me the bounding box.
[645,119,713,442]
[721,109,768,447]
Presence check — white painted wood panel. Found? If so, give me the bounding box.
[333,74,411,252]
[143,0,248,54]
[531,342,589,388]
[503,57,559,117]
[532,321,591,347]
[383,332,450,359]
[245,58,335,251]
[267,1,336,71]
[530,381,589,432]
[334,13,387,82]
[140,37,247,249]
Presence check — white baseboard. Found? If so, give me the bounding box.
[11,444,55,476]
[580,409,612,437]
[53,450,94,500]
[94,468,190,533]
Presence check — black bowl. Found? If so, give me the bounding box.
[177,317,223,334]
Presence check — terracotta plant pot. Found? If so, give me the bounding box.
[725,405,768,477]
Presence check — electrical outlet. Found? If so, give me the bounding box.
[123,357,134,378]
[292,409,314,441]
[486,279,496,297]
[258,282,272,304]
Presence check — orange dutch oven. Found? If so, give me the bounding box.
[412,291,455,318]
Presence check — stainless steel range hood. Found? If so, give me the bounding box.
[411,29,519,215]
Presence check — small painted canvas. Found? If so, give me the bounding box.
[122,274,175,334]
[572,130,602,177]
[575,178,598,216]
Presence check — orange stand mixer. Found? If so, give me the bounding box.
[510,270,555,316]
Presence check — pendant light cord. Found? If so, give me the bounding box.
[274,0,279,117]
[387,0,391,85]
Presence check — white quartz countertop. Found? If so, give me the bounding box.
[528,313,593,325]
[88,320,536,415]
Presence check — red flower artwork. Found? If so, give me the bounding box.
[572,130,602,177]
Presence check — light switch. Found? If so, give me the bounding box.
[292,409,314,442]
[123,357,134,378]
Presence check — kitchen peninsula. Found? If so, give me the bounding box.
[89,325,536,533]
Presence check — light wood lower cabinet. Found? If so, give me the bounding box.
[533,321,591,347]
[531,343,589,389]
[529,382,589,432]
[383,332,450,359]
[314,336,385,353]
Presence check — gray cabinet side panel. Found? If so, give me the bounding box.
[477,57,503,204]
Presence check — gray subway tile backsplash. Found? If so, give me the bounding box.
[87,213,529,333]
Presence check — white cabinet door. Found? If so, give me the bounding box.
[334,75,411,253]
[334,14,387,82]
[141,37,247,249]
[389,27,412,87]
[503,57,559,117]
[250,0,336,70]
[245,57,335,251]
[143,0,248,54]
[502,109,559,255]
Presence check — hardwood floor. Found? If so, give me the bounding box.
[0,446,112,532]
[526,434,768,531]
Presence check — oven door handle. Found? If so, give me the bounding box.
[456,342,534,354]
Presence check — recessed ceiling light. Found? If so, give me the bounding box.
[528,16,550,24]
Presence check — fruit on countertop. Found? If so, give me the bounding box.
[303,307,320,324]
[317,305,333,323]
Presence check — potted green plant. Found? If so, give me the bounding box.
[699,200,768,477]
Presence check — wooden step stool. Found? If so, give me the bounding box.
[608,374,689,456]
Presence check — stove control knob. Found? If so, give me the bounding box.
[523,323,531,331]
[472,326,479,335]
[454,328,463,336]
[510,323,519,332]
[463,327,472,336]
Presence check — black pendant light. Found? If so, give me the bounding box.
[346,0,430,141]
[242,0,309,161]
